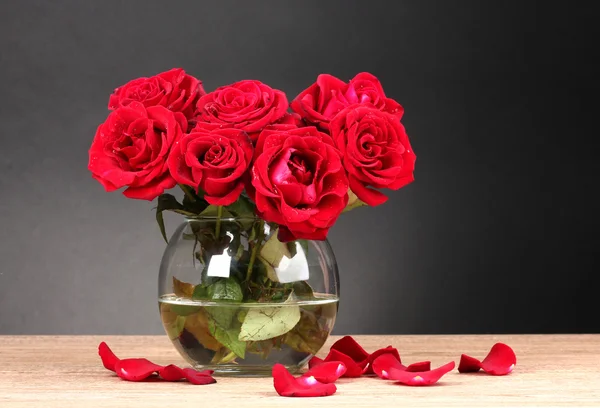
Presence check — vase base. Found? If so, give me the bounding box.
[194,363,305,378]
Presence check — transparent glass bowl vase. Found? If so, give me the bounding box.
[158,216,340,376]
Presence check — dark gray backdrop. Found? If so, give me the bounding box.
[0,1,597,335]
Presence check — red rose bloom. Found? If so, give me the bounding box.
[167,123,253,205]
[291,72,403,130]
[250,126,349,241]
[88,102,185,200]
[330,105,415,206]
[195,80,288,142]
[109,68,205,119]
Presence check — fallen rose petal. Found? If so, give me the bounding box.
[458,343,516,376]
[182,368,217,385]
[364,346,400,375]
[302,361,347,383]
[372,354,433,379]
[406,361,432,372]
[324,349,366,377]
[457,354,483,373]
[98,342,120,372]
[482,343,517,375]
[330,336,370,362]
[273,364,337,397]
[308,356,324,369]
[372,353,403,379]
[98,342,216,385]
[388,361,456,386]
[114,358,164,382]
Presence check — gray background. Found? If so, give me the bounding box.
[0,1,597,335]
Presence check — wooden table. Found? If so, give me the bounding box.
[1,335,599,407]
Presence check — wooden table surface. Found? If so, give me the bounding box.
[1,335,599,407]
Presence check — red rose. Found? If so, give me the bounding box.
[291,72,403,130]
[250,126,349,241]
[195,80,288,142]
[330,105,416,206]
[88,102,186,200]
[109,68,205,119]
[167,123,253,205]
[276,112,305,127]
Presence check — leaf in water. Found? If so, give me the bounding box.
[192,284,210,300]
[260,231,291,270]
[165,315,186,340]
[283,308,331,355]
[208,278,243,302]
[257,255,279,282]
[238,303,301,342]
[170,304,201,316]
[291,281,315,300]
[184,308,222,351]
[173,277,195,298]
[298,239,309,257]
[208,316,246,359]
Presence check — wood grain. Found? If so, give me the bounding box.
[1,335,599,407]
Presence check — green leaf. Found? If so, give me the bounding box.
[170,304,202,316]
[257,255,279,282]
[286,240,309,258]
[238,303,301,342]
[225,194,255,217]
[181,188,210,214]
[199,205,233,218]
[165,315,186,340]
[155,194,196,243]
[260,231,291,270]
[342,188,367,213]
[208,278,243,302]
[192,284,210,300]
[291,281,315,299]
[208,319,246,359]
[172,276,195,298]
[298,240,309,257]
[283,308,330,354]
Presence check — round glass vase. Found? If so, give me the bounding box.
[158,216,340,377]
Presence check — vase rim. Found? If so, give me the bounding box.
[184,215,259,221]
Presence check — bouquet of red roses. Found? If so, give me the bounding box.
[88,68,415,242]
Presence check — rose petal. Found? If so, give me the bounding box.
[98,342,215,384]
[158,364,186,381]
[182,368,217,385]
[323,349,366,377]
[114,358,164,382]
[98,342,120,372]
[388,361,456,386]
[372,353,403,379]
[459,343,516,375]
[302,361,347,383]
[330,335,370,362]
[372,353,433,380]
[457,354,483,373]
[406,361,432,372]
[308,355,324,369]
[272,364,337,397]
[364,346,400,375]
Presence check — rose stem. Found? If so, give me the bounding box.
[246,219,265,282]
[215,205,223,238]
[178,184,197,202]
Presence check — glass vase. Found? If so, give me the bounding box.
[158,216,340,376]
